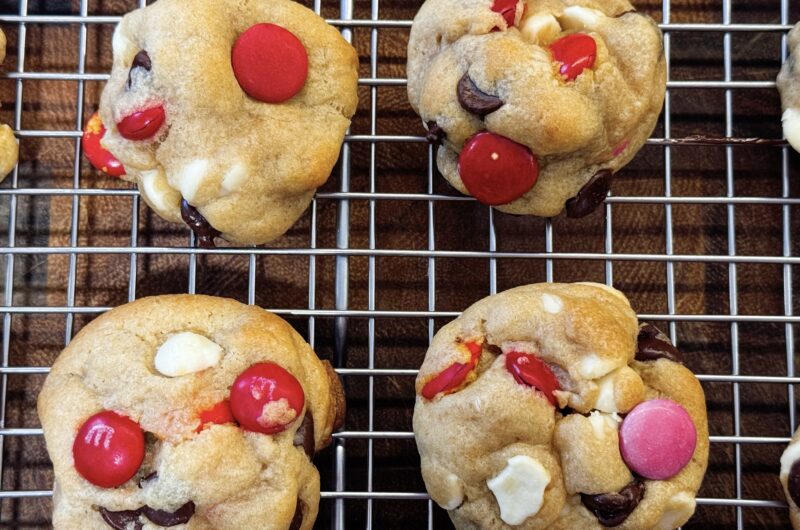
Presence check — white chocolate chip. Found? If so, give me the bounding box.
[520,13,561,45]
[442,473,464,510]
[154,332,223,377]
[594,371,617,413]
[140,168,181,218]
[541,293,563,314]
[559,6,605,31]
[111,24,136,62]
[577,354,617,379]
[487,455,550,526]
[781,442,800,477]
[653,491,696,530]
[586,410,622,439]
[220,163,248,196]
[782,108,800,153]
[178,159,211,203]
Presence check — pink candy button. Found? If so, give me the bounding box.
[619,399,697,480]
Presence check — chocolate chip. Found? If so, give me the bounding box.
[127,50,152,89]
[425,121,446,145]
[581,479,645,527]
[289,499,305,530]
[565,169,613,219]
[138,471,157,488]
[293,412,316,459]
[180,199,220,248]
[141,501,195,527]
[636,323,683,364]
[99,507,144,530]
[457,73,503,117]
[789,460,800,507]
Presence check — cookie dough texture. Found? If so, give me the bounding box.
[778,22,800,153]
[0,29,19,180]
[407,0,666,216]
[781,429,800,529]
[38,295,345,530]
[99,0,358,244]
[413,283,708,529]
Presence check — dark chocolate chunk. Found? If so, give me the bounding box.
[138,471,157,488]
[457,73,504,117]
[127,50,152,89]
[789,460,800,508]
[636,323,683,364]
[180,199,220,249]
[293,412,316,459]
[99,507,144,530]
[289,500,305,530]
[425,121,445,145]
[581,479,645,527]
[565,169,613,219]
[141,501,195,527]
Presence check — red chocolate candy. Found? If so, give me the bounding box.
[232,23,309,103]
[421,341,482,400]
[73,411,145,488]
[550,33,597,81]
[458,132,539,206]
[116,105,165,141]
[82,113,125,177]
[230,362,305,434]
[196,400,235,432]
[505,352,560,406]
[491,0,520,28]
[619,399,697,480]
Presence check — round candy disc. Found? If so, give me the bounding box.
[421,342,482,400]
[550,33,597,81]
[230,362,305,434]
[196,400,235,432]
[116,105,165,141]
[619,399,697,480]
[505,352,560,406]
[232,23,309,103]
[72,411,145,488]
[491,0,520,28]
[458,132,539,206]
[82,113,125,177]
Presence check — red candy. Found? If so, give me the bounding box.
[116,105,165,141]
[230,363,305,434]
[421,341,482,400]
[619,399,697,480]
[196,400,235,432]
[550,33,597,81]
[72,411,145,488]
[491,0,520,28]
[458,132,539,206]
[232,23,309,103]
[82,113,125,177]
[505,352,560,406]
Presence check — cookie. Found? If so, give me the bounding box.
[778,22,800,153]
[407,0,666,218]
[88,0,358,246]
[0,29,19,181]
[38,295,345,530]
[413,283,709,529]
[781,429,800,529]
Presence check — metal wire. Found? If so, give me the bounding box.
[0,0,797,529]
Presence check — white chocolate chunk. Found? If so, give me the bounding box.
[541,293,563,314]
[781,442,800,477]
[487,455,550,525]
[140,168,181,218]
[112,24,136,62]
[520,13,561,45]
[178,160,211,203]
[220,163,247,196]
[782,108,800,153]
[559,6,605,31]
[442,473,464,510]
[577,354,617,379]
[594,370,617,413]
[587,410,621,439]
[155,332,223,377]
[653,491,696,530]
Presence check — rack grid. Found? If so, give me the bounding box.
[0,0,798,528]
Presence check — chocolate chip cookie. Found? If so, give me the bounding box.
[778,22,800,153]
[86,0,358,246]
[413,283,708,529]
[781,429,800,529]
[38,295,345,530]
[407,0,666,217]
[0,29,19,180]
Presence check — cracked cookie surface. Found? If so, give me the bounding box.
[413,283,708,529]
[778,22,800,153]
[407,0,666,218]
[38,295,345,530]
[96,0,358,245]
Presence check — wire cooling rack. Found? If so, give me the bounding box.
[0,0,798,528]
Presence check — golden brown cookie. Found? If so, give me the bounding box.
[778,22,800,153]
[38,295,345,530]
[781,428,800,529]
[93,0,358,246]
[407,0,666,218]
[413,283,708,529]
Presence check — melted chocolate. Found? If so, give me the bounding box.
[141,501,195,527]
[789,460,800,508]
[636,323,683,363]
[565,169,613,218]
[99,507,143,530]
[127,50,152,89]
[581,479,645,527]
[180,199,220,248]
[293,412,316,459]
[289,500,305,530]
[457,73,504,117]
[425,121,445,145]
